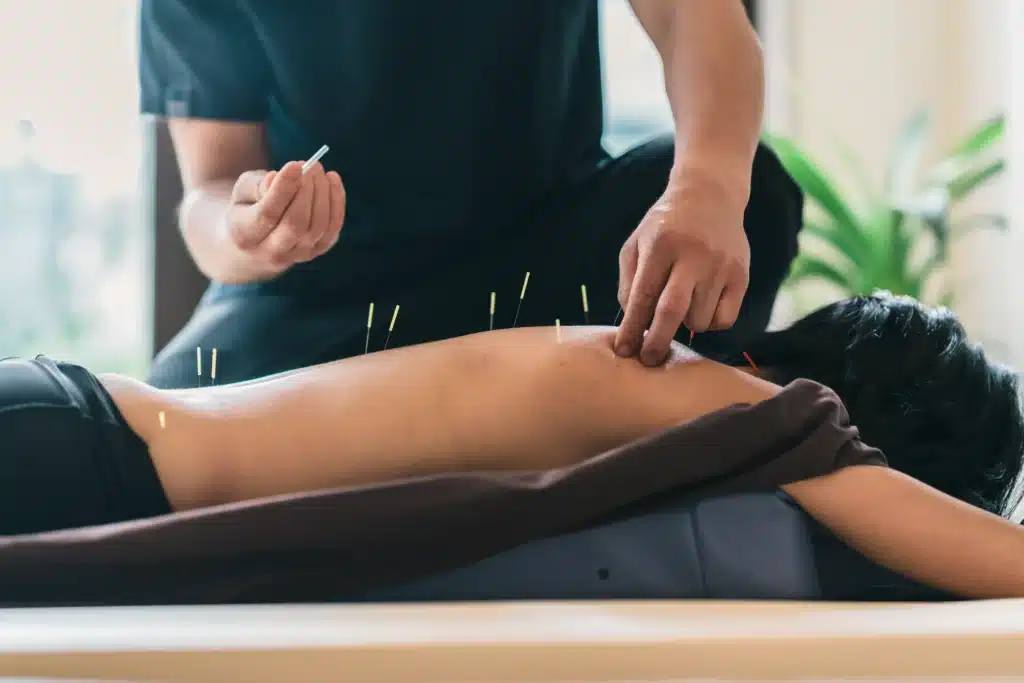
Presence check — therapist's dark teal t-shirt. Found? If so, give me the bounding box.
[139,1,607,294]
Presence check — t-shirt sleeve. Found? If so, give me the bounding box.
[138,0,270,121]
[808,381,889,471]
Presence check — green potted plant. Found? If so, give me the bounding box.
[764,113,1006,310]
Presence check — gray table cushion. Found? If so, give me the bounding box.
[352,491,832,601]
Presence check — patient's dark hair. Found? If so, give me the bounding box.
[734,292,1024,518]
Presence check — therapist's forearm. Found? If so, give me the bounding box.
[179,182,282,285]
[639,0,764,203]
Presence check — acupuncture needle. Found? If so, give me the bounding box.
[365,302,375,354]
[211,348,218,385]
[512,272,531,328]
[301,144,330,174]
[384,305,400,350]
[743,352,760,372]
[580,285,590,325]
[196,347,202,388]
[555,319,561,343]
[489,292,496,331]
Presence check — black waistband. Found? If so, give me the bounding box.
[0,356,171,536]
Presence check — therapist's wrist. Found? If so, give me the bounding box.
[181,183,287,285]
[667,152,752,211]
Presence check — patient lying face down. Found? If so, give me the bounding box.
[1,292,1023,599]
[731,292,1024,517]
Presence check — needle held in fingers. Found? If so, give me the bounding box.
[302,145,330,174]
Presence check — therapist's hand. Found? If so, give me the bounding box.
[615,171,750,366]
[224,161,346,276]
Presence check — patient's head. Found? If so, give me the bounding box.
[739,292,1023,517]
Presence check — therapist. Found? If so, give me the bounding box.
[139,0,803,388]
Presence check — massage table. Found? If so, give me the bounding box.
[2,490,998,682]
[1,600,1023,681]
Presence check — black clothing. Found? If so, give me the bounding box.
[147,139,803,386]
[138,1,804,385]
[0,357,171,536]
[139,0,606,293]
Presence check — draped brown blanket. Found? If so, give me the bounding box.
[0,379,884,606]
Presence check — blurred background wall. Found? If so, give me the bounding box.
[761,0,1016,363]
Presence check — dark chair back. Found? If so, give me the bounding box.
[143,117,209,357]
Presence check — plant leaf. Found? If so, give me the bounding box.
[894,186,949,224]
[858,207,901,265]
[762,133,862,231]
[928,115,1005,186]
[894,186,951,256]
[801,220,865,270]
[834,138,884,207]
[887,110,930,199]
[912,252,945,288]
[950,114,1005,157]
[949,158,1005,202]
[786,254,858,294]
[887,210,913,286]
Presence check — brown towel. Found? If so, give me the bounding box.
[0,379,884,606]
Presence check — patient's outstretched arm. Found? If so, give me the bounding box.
[783,467,1024,600]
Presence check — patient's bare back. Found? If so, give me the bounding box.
[129,325,779,507]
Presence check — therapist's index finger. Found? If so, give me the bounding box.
[259,162,303,200]
[253,162,302,221]
[257,170,278,197]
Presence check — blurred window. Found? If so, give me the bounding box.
[0,1,148,376]
[600,0,674,155]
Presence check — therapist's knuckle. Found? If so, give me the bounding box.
[618,237,635,260]
[636,280,661,303]
[233,172,258,201]
[651,223,681,247]
[278,161,303,180]
[274,221,303,246]
[655,298,685,321]
[316,200,334,228]
[267,253,292,270]
[273,175,301,199]
[707,246,728,268]
[256,201,283,229]
[730,261,750,287]
[646,229,668,251]
[716,309,739,328]
[227,213,257,250]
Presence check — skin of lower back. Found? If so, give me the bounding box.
[103,326,777,510]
